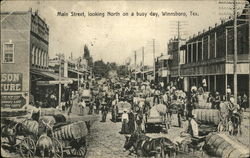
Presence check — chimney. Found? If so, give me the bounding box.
[209,26,212,30]
[221,19,225,24]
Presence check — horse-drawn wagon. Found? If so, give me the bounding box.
[144,104,168,133]
[1,107,95,157]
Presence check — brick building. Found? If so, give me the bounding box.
[1,9,71,108]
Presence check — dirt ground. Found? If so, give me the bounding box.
[1,109,249,158]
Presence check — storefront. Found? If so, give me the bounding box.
[30,69,73,108]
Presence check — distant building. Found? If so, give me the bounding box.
[155,54,173,86]
[49,56,89,90]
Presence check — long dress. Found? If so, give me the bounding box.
[121,113,129,134]
[128,112,135,134]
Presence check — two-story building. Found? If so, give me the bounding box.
[1,9,72,108]
[180,7,249,96]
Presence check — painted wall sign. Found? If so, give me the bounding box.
[1,94,26,108]
[1,73,22,92]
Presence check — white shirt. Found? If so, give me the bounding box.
[163,94,168,103]
[121,113,128,122]
[160,82,164,87]
[79,101,86,108]
[191,119,199,137]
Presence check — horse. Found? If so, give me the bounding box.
[229,112,242,136]
[124,131,177,157]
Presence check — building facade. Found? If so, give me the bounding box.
[1,10,49,108]
[181,18,249,96]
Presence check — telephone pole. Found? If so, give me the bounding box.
[134,51,137,80]
[233,0,238,100]
[153,39,156,81]
[56,53,64,107]
[142,46,145,81]
[177,21,181,78]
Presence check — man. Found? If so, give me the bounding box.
[214,92,221,110]
[202,78,207,92]
[241,93,248,111]
[78,98,86,115]
[173,113,203,151]
[128,109,135,134]
[186,114,199,137]
[227,96,242,135]
[153,87,161,105]
[101,99,108,122]
[226,85,232,101]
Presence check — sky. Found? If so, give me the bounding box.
[1,0,247,66]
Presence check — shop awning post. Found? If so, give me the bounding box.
[56,53,64,108]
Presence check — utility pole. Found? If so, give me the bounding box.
[177,21,181,78]
[142,46,145,81]
[248,3,250,108]
[56,53,64,108]
[134,51,137,80]
[77,57,80,90]
[153,39,156,82]
[233,0,238,100]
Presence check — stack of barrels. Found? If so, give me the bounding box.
[204,133,249,157]
[52,121,88,140]
[192,109,221,125]
[22,119,39,135]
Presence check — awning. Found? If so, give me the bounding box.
[31,69,73,85]
[36,80,73,85]
[158,55,173,61]
[68,69,84,75]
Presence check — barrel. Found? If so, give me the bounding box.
[197,94,205,103]
[192,109,221,125]
[205,133,249,158]
[203,92,210,101]
[195,102,212,109]
[52,121,88,140]
[22,120,39,135]
[40,108,56,116]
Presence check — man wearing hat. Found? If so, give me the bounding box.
[101,98,108,122]
[186,113,199,138]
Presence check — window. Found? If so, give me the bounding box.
[3,43,14,63]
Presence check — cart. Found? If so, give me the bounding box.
[144,105,168,133]
[144,116,168,133]
[1,109,89,158]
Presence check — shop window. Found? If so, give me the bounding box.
[3,43,14,63]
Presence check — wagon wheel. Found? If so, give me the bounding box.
[19,137,36,157]
[51,137,63,158]
[69,138,87,157]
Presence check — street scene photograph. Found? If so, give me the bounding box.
[1,0,250,157]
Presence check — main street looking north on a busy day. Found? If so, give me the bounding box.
[1,0,250,158]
